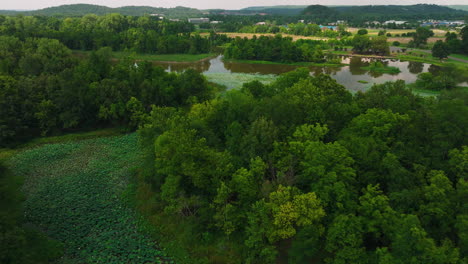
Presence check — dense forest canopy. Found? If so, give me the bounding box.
[0,35,216,147]
[137,69,468,263]
[0,15,216,54]
[0,7,467,264]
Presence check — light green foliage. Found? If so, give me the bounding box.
[126,96,148,130]
[245,185,325,262]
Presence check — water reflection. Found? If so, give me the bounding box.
[153,55,447,92]
[408,61,424,74]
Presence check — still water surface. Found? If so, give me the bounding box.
[153,55,465,92]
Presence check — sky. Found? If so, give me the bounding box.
[0,0,466,11]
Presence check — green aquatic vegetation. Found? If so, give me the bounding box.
[358,80,369,84]
[204,72,278,90]
[9,134,168,264]
[361,61,401,74]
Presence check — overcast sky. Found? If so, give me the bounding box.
[1,0,465,11]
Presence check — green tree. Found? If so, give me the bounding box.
[432,40,450,60]
[357,29,368,35]
[325,214,367,264]
[412,27,434,48]
[352,34,371,54]
[370,35,390,55]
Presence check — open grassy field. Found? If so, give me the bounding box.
[208,32,445,44]
[7,134,171,264]
[450,53,468,61]
[202,32,328,41]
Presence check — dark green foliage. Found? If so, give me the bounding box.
[415,72,457,91]
[432,40,450,60]
[357,29,368,35]
[0,161,63,264]
[224,35,326,63]
[352,35,390,55]
[0,15,214,55]
[138,69,467,263]
[0,37,215,147]
[461,26,468,54]
[411,27,435,48]
[301,5,338,19]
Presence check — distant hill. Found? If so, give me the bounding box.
[0,4,204,18]
[240,5,308,15]
[237,4,467,18]
[331,4,467,19]
[302,5,338,17]
[447,5,468,12]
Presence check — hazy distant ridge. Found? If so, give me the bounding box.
[0,4,203,18]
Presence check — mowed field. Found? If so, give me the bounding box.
[201,32,328,41]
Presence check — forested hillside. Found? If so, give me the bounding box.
[300,4,468,21]
[0,4,203,18]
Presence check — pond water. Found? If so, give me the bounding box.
[153,55,466,92]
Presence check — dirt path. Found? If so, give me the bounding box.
[10,134,170,264]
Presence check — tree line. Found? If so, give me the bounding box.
[0,14,214,54]
[0,36,216,147]
[224,35,328,63]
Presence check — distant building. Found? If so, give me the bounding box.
[188,18,210,24]
[210,21,222,24]
[384,20,407,25]
[256,22,267,26]
[420,20,465,27]
[169,19,180,22]
[319,25,337,31]
[298,20,305,23]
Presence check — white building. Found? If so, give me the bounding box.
[384,20,407,25]
[188,18,210,24]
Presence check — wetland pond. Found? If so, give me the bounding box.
[153,55,467,92]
